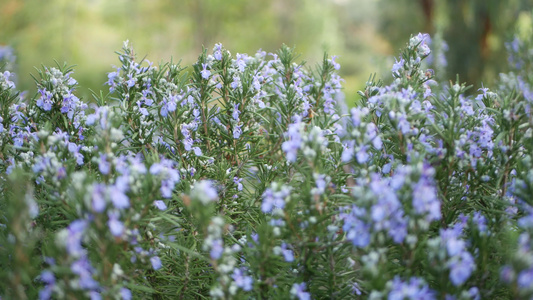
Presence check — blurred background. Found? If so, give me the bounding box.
[1,0,532,103]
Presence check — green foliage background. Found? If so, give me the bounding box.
[0,0,532,102]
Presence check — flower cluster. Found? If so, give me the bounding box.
[3,29,533,300]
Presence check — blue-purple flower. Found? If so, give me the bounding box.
[191,180,219,205]
[232,268,253,291]
[280,242,295,262]
[154,200,168,211]
[281,116,303,163]
[388,276,435,300]
[65,220,88,257]
[340,206,371,248]
[210,238,224,260]
[290,282,311,300]
[201,63,211,80]
[150,255,162,270]
[108,211,124,237]
[261,184,291,213]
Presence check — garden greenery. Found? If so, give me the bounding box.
[1,30,533,299]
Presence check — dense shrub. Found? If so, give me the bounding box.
[1,30,533,299]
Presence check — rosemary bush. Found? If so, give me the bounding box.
[1,30,533,299]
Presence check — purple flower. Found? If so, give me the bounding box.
[368,174,408,244]
[410,32,431,57]
[291,282,311,300]
[66,220,88,257]
[365,123,382,149]
[108,212,124,237]
[67,142,78,153]
[261,185,291,213]
[232,268,253,291]
[74,152,84,165]
[469,143,481,158]
[166,95,177,113]
[56,167,67,180]
[252,74,263,91]
[472,211,487,234]
[392,57,405,73]
[459,95,475,116]
[313,173,327,195]
[397,114,410,134]
[153,200,167,211]
[356,146,369,164]
[200,63,211,80]
[518,269,533,289]
[39,287,53,300]
[115,174,129,191]
[37,89,53,111]
[191,180,218,204]
[468,287,480,300]
[44,257,56,266]
[193,146,202,156]
[388,276,435,300]
[71,258,99,290]
[86,106,108,129]
[1,70,15,89]
[412,176,441,222]
[250,232,259,244]
[500,265,514,283]
[340,206,371,248]
[210,239,224,260]
[40,270,55,284]
[448,251,475,286]
[280,242,294,262]
[98,154,111,175]
[150,256,162,270]
[234,177,243,191]
[232,103,240,120]
[323,94,335,114]
[92,184,107,213]
[233,124,242,139]
[160,102,169,117]
[235,53,247,72]
[106,70,119,90]
[350,107,368,127]
[330,55,340,70]
[440,226,465,257]
[150,159,180,198]
[120,288,132,300]
[230,76,240,89]
[183,137,193,151]
[110,189,130,209]
[341,141,354,163]
[213,43,223,60]
[281,116,303,162]
[126,74,136,88]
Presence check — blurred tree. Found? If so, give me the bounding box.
[441,0,521,87]
[419,0,434,32]
[377,0,426,53]
[378,0,531,89]
[330,0,398,99]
